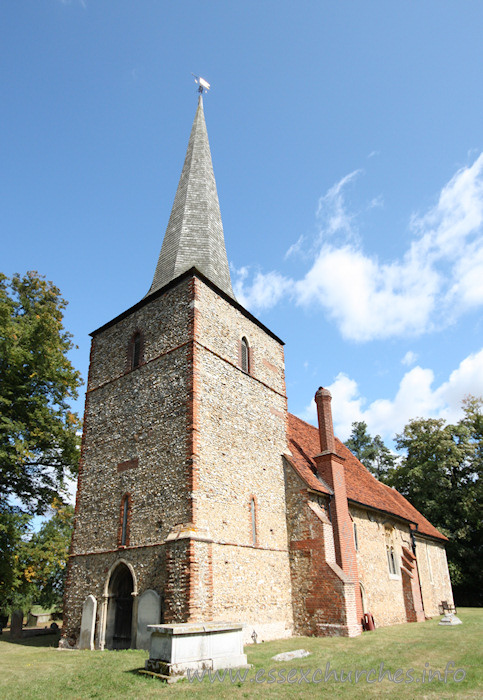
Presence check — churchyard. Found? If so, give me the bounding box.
[0,608,481,698]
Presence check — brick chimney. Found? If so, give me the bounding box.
[314,387,363,625]
[315,386,335,454]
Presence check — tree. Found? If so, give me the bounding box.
[344,421,395,480]
[0,272,82,514]
[0,505,34,614]
[388,398,483,606]
[0,501,74,615]
[23,500,74,609]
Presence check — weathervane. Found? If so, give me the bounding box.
[191,73,211,94]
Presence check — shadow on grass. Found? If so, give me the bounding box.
[0,630,61,648]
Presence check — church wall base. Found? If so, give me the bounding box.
[315,623,362,637]
[241,621,293,645]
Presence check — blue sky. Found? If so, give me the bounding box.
[2,1,483,450]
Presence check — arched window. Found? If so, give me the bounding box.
[250,497,257,546]
[241,337,250,374]
[131,332,141,369]
[119,494,131,547]
[126,330,144,373]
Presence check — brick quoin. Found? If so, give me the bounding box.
[187,276,200,525]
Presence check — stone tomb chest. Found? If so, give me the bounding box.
[145,622,248,680]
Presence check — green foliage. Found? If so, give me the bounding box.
[344,421,395,480]
[0,272,82,514]
[23,500,74,610]
[388,397,483,605]
[0,501,74,615]
[0,505,34,614]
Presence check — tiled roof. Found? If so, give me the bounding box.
[287,413,447,541]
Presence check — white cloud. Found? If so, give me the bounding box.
[435,348,483,422]
[232,266,293,310]
[447,241,483,310]
[301,348,483,442]
[368,195,384,209]
[316,169,361,241]
[235,153,483,342]
[401,351,418,367]
[294,244,439,341]
[285,234,306,259]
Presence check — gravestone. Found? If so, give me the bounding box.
[79,595,97,650]
[272,649,311,661]
[136,590,161,650]
[439,613,462,626]
[10,610,23,639]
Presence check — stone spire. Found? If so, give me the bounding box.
[147,95,234,298]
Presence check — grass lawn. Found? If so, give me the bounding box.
[0,608,481,699]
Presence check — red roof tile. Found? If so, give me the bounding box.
[287,413,447,541]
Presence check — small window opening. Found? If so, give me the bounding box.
[121,496,129,546]
[426,544,434,584]
[353,522,359,551]
[132,333,141,369]
[385,525,398,576]
[241,337,250,374]
[386,545,398,575]
[250,497,257,546]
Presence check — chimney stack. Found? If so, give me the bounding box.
[315,387,335,454]
[313,386,363,628]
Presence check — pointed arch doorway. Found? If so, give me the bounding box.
[104,562,135,649]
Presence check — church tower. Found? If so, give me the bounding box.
[62,96,294,649]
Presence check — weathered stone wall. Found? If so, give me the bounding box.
[351,507,423,627]
[193,280,294,639]
[211,543,293,643]
[415,536,454,617]
[351,507,453,625]
[195,281,287,396]
[87,283,192,388]
[351,507,410,627]
[72,347,191,553]
[64,279,195,642]
[63,546,167,647]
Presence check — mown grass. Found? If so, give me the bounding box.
[0,608,481,699]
